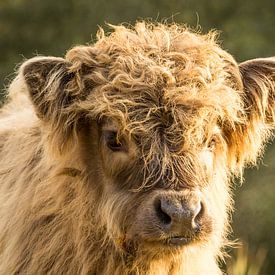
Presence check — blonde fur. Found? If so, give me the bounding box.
[0,22,274,274]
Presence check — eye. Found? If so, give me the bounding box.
[104,131,125,152]
[207,137,217,151]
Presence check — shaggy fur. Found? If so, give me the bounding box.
[0,22,274,275]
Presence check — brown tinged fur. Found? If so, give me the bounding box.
[0,22,274,275]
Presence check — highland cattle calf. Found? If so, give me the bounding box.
[0,22,274,275]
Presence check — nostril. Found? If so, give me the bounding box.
[154,199,171,225]
[194,201,202,217]
[154,195,206,235]
[193,201,205,224]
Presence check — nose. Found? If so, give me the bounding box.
[154,193,204,236]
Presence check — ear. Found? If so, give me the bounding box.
[240,57,275,124]
[21,56,76,119]
[21,56,85,153]
[227,57,275,173]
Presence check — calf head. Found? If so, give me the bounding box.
[21,23,275,263]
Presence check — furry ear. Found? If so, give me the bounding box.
[240,57,275,124]
[21,56,77,120]
[227,57,275,173]
[21,56,86,153]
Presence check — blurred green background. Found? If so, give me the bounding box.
[0,0,274,273]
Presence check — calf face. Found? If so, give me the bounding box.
[21,22,274,261]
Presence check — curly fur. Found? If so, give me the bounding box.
[0,22,274,274]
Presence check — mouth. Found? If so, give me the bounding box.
[164,236,193,246]
[117,234,197,258]
[121,235,195,250]
[163,235,194,246]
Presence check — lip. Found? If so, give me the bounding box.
[164,236,193,246]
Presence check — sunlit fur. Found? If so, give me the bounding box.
[0,22,274,275]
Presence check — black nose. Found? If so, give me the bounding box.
[154,194,203,235]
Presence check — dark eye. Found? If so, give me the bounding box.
[104,131,124,152]
[207,137,217,151]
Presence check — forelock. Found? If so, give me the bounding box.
[72,22,246,187]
